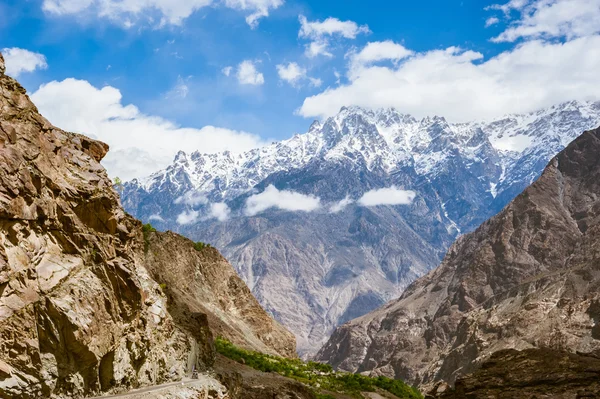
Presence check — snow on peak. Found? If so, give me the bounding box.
[135,100,600,199]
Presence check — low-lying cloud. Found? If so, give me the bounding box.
[357,187,416,207]
[245,185,321,216]
[176,209,200,225]
[174,191,208,206]
[209,202,231,221]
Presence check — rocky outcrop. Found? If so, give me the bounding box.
[317,126,600,389]
[427,349,600,399]
[143,231,296,358]
[0,51,295,398]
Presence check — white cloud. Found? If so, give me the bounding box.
[165,75,189,99]
[222,66,233,76]
[308,77,322,88]
[299,36,600,122]
[299,15,370,40]
[42,0,282,28]
[2,48,48,77]
[491,0,600,42]
[224,0,283,28]
[348,40,413,71]
[305,40,333,58]
[276,62,306,86]
[357,187,416,207]
[148,214,165,222]
[329,196,353,213]
[174,191,208,206]
[485,16,500,27]
[31,78,266,180]
[276,62,321,88]
[245,185,321,216]
[237,60,264,85]
[209,202,231,221]
[176,209,200,225]
[299,15,369,59]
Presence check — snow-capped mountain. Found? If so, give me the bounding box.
[122,100,600,355]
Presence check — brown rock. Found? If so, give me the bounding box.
[427,348,600,399]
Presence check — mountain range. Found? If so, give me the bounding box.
[122,100,600,355]
[317,125,600,396]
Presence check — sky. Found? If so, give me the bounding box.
[1,0,599,180]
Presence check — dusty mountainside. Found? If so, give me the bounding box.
[0,52,295,399]
[317,126,600,389]
[427,349,600,399]
[144,231,296,358]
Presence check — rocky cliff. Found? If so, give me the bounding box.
[316,126,600,389]
[427,349,600,398]
[0,52,295,399]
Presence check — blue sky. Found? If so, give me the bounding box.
[1,0,599,179]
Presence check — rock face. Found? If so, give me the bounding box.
[143,231,296,358]
[427,349,600,399]
[0,52,295,399]
[121,102,600,355]
[316,126,600,389]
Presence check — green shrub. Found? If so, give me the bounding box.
[142,223,157,252]
[214,337,422,399]
[193,241,212,251]
[142,223,157,233]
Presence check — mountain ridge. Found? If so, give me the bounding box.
[122,100,600,355]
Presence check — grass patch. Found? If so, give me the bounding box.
[215,337,422,399]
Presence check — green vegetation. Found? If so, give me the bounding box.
[193,241,212,251]
[142,223,157,252]
[215,337,422,399]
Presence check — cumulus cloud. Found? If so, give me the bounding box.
[245,185,321,216]
[304,40,333,58]
[2,48,48,77]
[31,78,265,180]
[348,40,413,71]
[329,196,353,213]
[308,77,322,88]
[209,202,231,221]
[357,187,416,207]
[224,0,283,28]
[276,62,306,86]
[176,209,200,225]
[299,15,370,40]
[299,15,370,59]
[148,214,165,222]
[276,62,321,88]
[236,60,264,85]
[174,191,208,206]
[485,16,500,27]
[42,0,281,28]
[299,36,600,122]
[490,0,600,42]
